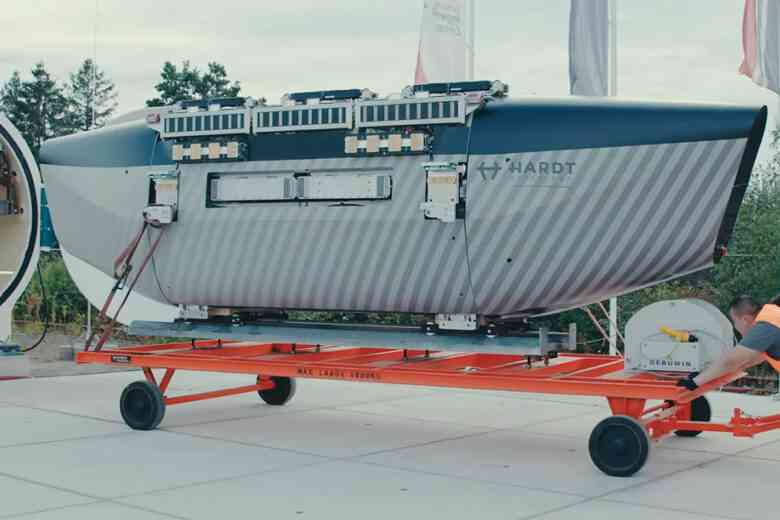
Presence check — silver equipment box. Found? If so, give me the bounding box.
[624,299,734,373]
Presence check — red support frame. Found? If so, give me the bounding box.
[77,340,780,442]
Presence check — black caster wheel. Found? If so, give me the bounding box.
[257,376,296,406]
[674,396,711,438]
[120,381,166,431]
[589,415,651,477]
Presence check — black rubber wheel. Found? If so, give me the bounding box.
[674,396,712,438]
[120,381,166,430]
[257,376,296,406]
[589,415,651,477]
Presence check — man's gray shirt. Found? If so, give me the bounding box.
[741,321,780,360]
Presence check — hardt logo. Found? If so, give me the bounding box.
[477,158,577,181]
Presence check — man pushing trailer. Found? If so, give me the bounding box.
[678,295,780,391]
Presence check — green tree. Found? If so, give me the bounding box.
[0,71,29,137]
[66,58,118,131]
[711,132,780,308]
[195,62,241,99]
[146,60,241,107]
[0,63,72,155]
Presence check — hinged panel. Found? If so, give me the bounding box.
[420,162,465,223]
[299,174,392,200]
[209,174,295,203]
[207,171,392,204]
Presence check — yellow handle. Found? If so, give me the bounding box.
[660,326,691,342]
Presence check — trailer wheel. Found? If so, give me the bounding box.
[257,376,296,406]
[120,381,166,431]
[589,415,650,477]
[674,396,712,438]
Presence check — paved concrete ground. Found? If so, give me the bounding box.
[1,371,779,519]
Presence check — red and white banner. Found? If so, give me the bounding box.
[569,0,609,97]
[414,0,470,84]
[740,0,780,94]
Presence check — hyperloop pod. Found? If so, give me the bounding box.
[39,81,767,324]
[0,114,41,340]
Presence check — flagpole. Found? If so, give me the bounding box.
[468,0,475,80]
[608,0,618,355]
[92,0,99,129]
[609,0,617,97]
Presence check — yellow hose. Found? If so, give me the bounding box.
[660,326,692,342]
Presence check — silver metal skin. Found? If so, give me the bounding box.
[44,136,747,318]
[41,88,766,320]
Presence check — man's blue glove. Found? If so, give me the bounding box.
[676,372,699,391]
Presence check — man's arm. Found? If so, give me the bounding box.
[691,345,764,387]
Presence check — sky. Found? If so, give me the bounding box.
[2,0,779,159]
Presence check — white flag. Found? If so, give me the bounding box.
[740,0,780,94]
[569,0,609,96]
[415,0,470,84]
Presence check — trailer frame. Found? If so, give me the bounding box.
[77,339,780,477]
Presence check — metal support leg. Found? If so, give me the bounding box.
[143,367,157,386]
[608,397,646,418]
[159,368,176,393]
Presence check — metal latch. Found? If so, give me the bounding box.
[179,305,209,321]
[420,162,465,223]
[146,171,179,224]
[436,313,478,331]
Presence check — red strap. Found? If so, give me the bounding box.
[84,221,166,352]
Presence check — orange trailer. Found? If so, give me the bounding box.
[77,340,780,477]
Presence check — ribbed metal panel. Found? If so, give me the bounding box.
[161,109,251,139]
[253,103,353,133]
[466,138,747,315]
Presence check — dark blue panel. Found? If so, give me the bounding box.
[431,125,469,155]
[180,97,245,109]
[414,81,493,95]
[288,89,362,102]
[469,98,766,154]
[41,98,761,169]
[248,131,350,160]
[39,121,174,168]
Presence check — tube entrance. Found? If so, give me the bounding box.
[0,115,40,310]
